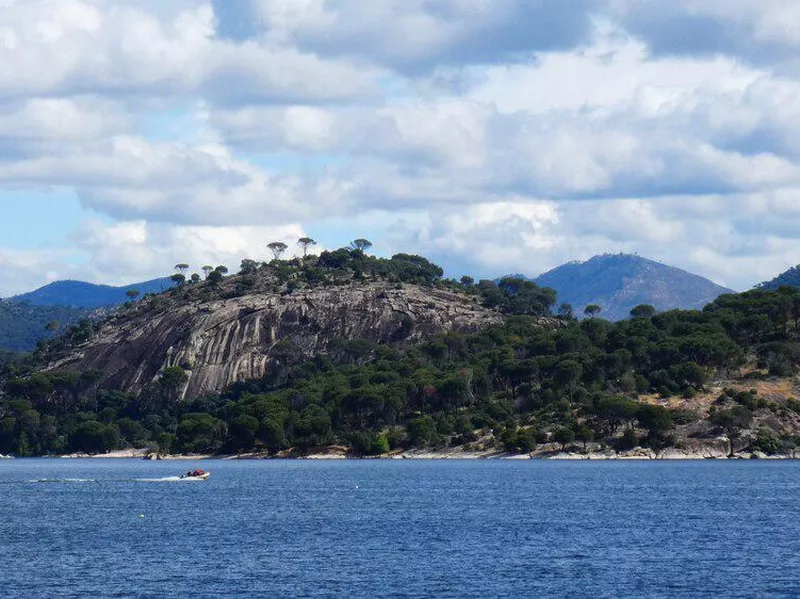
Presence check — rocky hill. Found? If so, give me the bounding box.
[5,249,800,460]
[44,263,503,398]
[533,254,733,320]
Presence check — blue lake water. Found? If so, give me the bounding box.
[2,459,800,598]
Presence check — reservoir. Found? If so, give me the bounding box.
[1,459,799,598]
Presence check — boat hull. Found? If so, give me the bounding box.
[180,472,210,480]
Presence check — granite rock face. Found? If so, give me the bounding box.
[48,282,503,398]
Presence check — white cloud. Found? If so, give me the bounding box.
[70,219,311,284]
[611,0,800,65]
[2,1,800,295]
[0,247,74,297]
[0,218,320,295]
[213,0,597,73]
[0,0,379,104]
[381,195,800,291]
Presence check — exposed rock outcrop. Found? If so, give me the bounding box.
[48,282,503,398]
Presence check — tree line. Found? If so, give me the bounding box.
[3,256,800,456]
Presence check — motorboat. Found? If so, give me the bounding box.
[180,469,210,480]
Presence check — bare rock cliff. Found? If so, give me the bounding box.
[48,282,502,398]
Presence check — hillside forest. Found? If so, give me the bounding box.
[2,245,800,458]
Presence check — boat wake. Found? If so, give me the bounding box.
[26,478,97,483]
[20,475,207,484]
[132,476,204,482]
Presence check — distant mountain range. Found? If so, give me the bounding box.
[0,277,174,352]
[759,265,800,291]
[0,301,91,353]
[13,277,174,309]
[0,255,757,352]
[528,254,734,321]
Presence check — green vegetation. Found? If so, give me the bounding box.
[759,264,800,292]
[4,243,800,458]
[0,301,90,353]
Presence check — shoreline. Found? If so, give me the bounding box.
[36,445,800,461]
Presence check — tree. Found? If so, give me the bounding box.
[125,289,140,301]
[558,303,574,319]
[207,270,223,285]
[240,259,259,275]
[228,415,260,451]
[576,423,594,450]
[460,275,474,287]
[630,304,656,319]
[174,263,189,276]
[584,304,602,318]
[372,433,390,455]
[297,237,317,258]
[597,396,639,436]
[259,418,286,455]
[636,404,674,445]
[177,413,226,453]
[494,278,557,316]
[268,242,288,260]
[406,416,437,447]
[350,238,373,252]
[202,265,214,279]
[170,273,186,286]
[190,273,201,283]
[555,359,582,400]
[158,367,188,403]
[215,265,229,275]
[68,420,119,454]
[553,427,575,450]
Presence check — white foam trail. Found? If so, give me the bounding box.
[132,476,203,482]
[26,478,97,483]
[23,476,206,484]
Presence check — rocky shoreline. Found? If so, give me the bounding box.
[46,443,799,461]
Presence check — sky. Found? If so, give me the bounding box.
[2,0,800,295]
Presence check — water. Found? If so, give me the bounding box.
[2,459,800,598]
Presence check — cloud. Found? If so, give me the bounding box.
[70,219,311,284]
[0,218,323,295]
[0,135,356,226]
[212,0,598,74]
[0,0,379,105]
[0,247,75,297]
[383,195,800,291]
[612,0,800,66]
[2,0,800,295]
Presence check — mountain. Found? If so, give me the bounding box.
[48,282,502,398]
[0,277,174,352]
[532,254,733,320]
[759,265,800,291]
[13,278,174,308]
[0,301,90,352]
[9,251,800,461]
[41,256,506,398]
